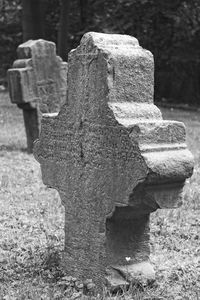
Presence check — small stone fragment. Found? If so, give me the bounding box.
[71,291,82,299]
[174,296,183,300]
[86,282,96,291]
[83,279,93,286]
[75,281,84,290]
[62,275,73,282]
[71,277,77,282]
[57,280,70,287]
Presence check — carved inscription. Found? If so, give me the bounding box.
[39,124,138,163]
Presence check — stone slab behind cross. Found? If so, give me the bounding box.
[34,32,194,289]
[7,39,68,152]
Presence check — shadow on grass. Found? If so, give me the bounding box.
[0,144,28,153]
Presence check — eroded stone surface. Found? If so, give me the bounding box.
[34,32,194,288]
[8,39,68,152]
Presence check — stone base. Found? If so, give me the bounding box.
[105,261,155,291]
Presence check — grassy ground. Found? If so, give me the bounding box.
[0,92,200,299]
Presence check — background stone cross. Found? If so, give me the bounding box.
[34,32,194,289]
[8,39,67,152]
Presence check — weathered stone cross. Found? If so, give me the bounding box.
[8,39,67,152]
[34,32,194,289]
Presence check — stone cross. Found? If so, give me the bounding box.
[34,33,194,289]
[7,39,67,153]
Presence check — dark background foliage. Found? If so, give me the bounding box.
[0,0,200,104]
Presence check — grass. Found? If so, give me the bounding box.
[0,92,200,299]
